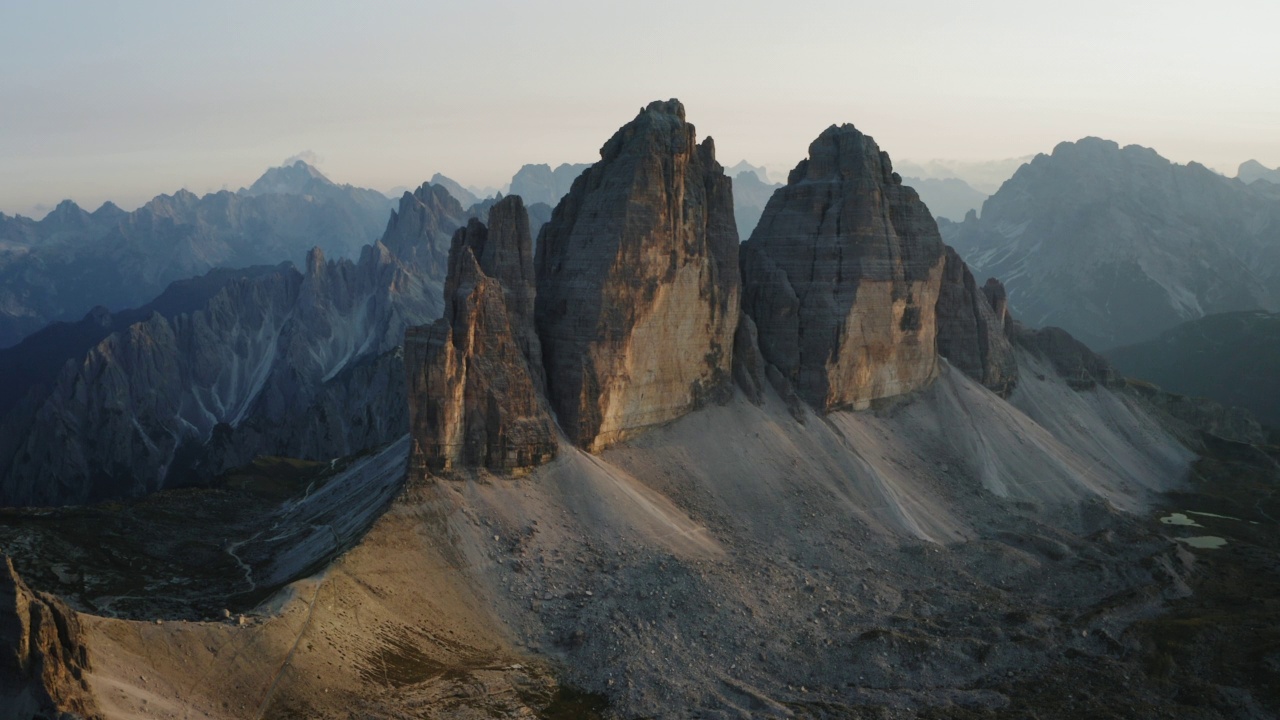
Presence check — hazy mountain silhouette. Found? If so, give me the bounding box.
[0,161,395,348]
[941,138,1280,350]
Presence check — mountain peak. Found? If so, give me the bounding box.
[429,173,479,207]
[643,98,685,120]
[1239,158,1280,184]
[244,160,333,197]
[43,199,85,220]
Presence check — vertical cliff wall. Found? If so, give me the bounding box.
[406,196,557,473]
[534,100,740,451]
[740,124,946,411]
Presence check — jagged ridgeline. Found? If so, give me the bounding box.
[0,184,467,506]
[406,100,1019,474]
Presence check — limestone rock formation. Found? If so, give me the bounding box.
[407,197,556,473]
[1014,324,1118,390]
[935,247,1018,395]
[732,313,767,405]
[740,124,946,412]
[534,100,740,451]
[0,556,100,719]
[380,182,467,279]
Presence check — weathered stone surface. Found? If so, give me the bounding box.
[380,182,467,280]
[407,205,557,473]
[732,313,766,405]
[982,278,1013,336]
[0,556,100,719]
[534,100,740,451]
[935,247,1018,396]
[472,196,543,383]
[740,124,946,412]
[1014,324,1118,390]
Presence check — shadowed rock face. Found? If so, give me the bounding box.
[0,556,100,719]
[407,197,557,473]
[936,247,1018,396]
[740,124,946,412]
[1014,324,1118,390]
[534,99,740,452]
[0,182,463,507]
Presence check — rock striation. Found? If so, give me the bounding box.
[740,124,947,412]
[1013,324,1118,390]
[535,100,740,451]
[0,556,100,719]
[935,247,1018,395]
[0,182,464,506]
[407,196,557,472]
[941,138,1280,351]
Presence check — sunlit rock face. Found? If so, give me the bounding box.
[740,124,947,412]
[407,196,557,473]
[0,555,99,719]
[534,100,740,452]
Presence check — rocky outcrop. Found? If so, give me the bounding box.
[407,197,557,473]
[380,182,468,279]
[1014,324,1118,390]
[935,247,1018,396]
[534,100,740,451]
[740,124,947,412]
[0,556,100,719]
[732,313,767,405]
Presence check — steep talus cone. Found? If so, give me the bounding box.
[407,196,557,473]
[0,556,100,719]
[740,124,946,411]
[935,246,1018,395]
[534,99,740,451]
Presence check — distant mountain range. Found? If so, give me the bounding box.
[941,138,1280,351]
[902,176,988,221]
[895,156,1032,194]
[1108,310,1280,428]
[0,161,394,348]
[1239,159,1280,185]
[725,159,779,184]
[0,183,467,506]
[730,170,782,239]
[508,163,592,207]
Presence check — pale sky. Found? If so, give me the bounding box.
[2,0,1278,217]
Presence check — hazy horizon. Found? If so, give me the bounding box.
[3,0,1278,218]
